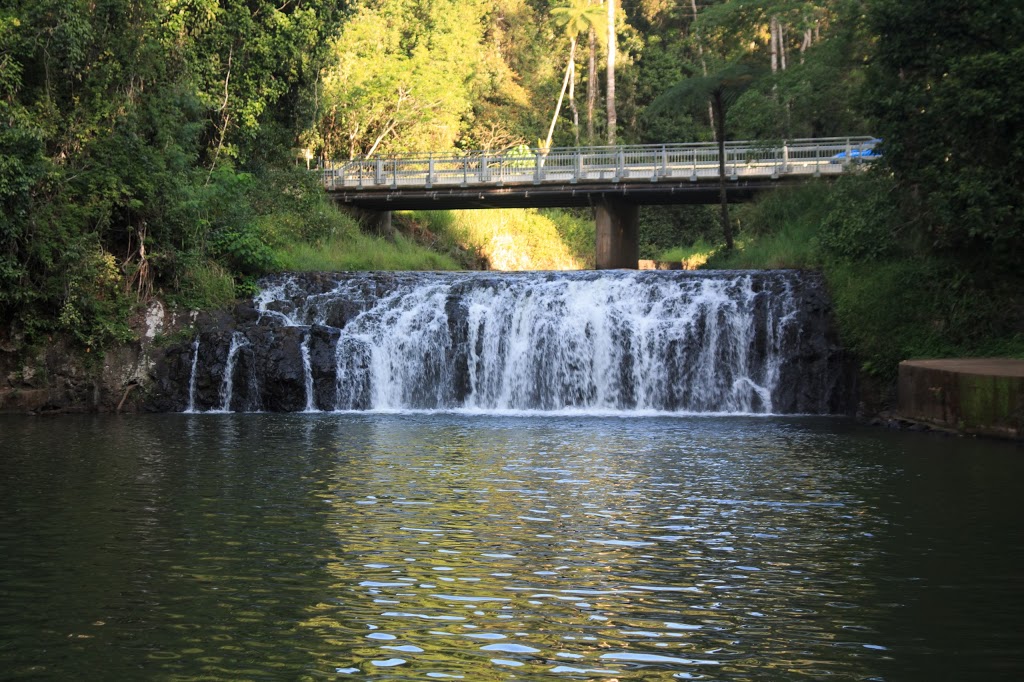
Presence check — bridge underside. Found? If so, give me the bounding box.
[326,177,780,212]
[330,179,781,270]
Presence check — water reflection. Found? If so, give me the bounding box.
[296,416,891,679]
[0,415,1022,679]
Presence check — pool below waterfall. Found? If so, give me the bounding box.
[2,413,1023,679]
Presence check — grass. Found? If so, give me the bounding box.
[656,239,717,269]
[171,259,239,310]
[410,208,593,270]
[275,232,461,271]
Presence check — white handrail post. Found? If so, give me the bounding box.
[814,144,821,177]
[391,158,398,189]
[480,153,488,183]
[375,158,384,185]
[427,155,434,188]
[534,150,542,185]
[661,145,668,177]
[573,150,582,184]
[461,157,468,187]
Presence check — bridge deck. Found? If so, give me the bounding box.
[322,137,877,210]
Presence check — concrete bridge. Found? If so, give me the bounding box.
[322,137,878,268]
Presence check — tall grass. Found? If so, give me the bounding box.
[656,239,717,269]
[705,182,830,269]
[276,232,461,271]
[260,191,462,272]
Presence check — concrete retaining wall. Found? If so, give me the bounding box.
[898,359,1024,439]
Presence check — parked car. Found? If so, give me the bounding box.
[832,138,882,160]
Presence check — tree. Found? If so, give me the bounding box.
[544,0,606,149]
[606,0,617,144]
[865,0,1024,269]
[650,62,763,250]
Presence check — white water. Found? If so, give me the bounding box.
[300,332,316,413]
[214,332,248,413]
[185,338,200,413]
[235,271,825,414]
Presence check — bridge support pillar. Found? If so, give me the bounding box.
[595,198,639,269]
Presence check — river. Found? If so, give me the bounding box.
[2,413,1022,680]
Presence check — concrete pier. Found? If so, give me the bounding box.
[595,198,639,269]
[898,359,1024,439]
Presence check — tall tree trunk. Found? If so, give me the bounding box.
[801,28,812,63]
[690,0,714,133]
[712,92,733,251]
[545,37,577,150]
[586,27,597,144]
[779,22,787,70]
[606,0,616,145]
[569,58,579,145]
[770,16,779,73]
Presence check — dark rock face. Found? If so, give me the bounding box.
[148,270,856,415]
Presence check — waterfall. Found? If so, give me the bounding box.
[185,338,200,413]
[215,332,247,413]
[300,331,317,413]
[170,270,853,415]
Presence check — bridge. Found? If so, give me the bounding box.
[321,137,878,268]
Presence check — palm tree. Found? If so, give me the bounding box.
[650,62,763,250]
[544,0,606,150]
[606,0,616,144]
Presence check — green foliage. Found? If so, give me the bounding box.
[56,249,135,351]
[165,258,236,311]
[657,239,717,267]
[817,172,901,261]
[638,206,719,259]
[544,208,595,269]
[865,0,1024,270]
[704,179,1024,383]
[827,259,1024,380]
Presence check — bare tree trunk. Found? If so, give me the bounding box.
[712,93,733,251]
[779,22,787,70]
[545,37,577,150]
[770,16,779,73]
[569,58,579,145]
[606,0,616,145]
[587,27,597,144]
[690,0,714,134]
[801,28,812,63]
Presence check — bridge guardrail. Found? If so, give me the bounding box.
[321,137,877,191]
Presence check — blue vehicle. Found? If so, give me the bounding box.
[832,138,881,160]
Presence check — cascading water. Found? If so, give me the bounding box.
[161,270,853,415]
[300,332,316,413]
[185,338,200,413]
[215,332,248,413]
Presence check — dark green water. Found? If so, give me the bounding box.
[1,414,1022,680]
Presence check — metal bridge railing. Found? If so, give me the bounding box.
[321,137,878,191]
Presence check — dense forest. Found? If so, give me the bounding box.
[1,0,1022,387]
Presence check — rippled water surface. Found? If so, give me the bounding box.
[2,414,1023,680]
